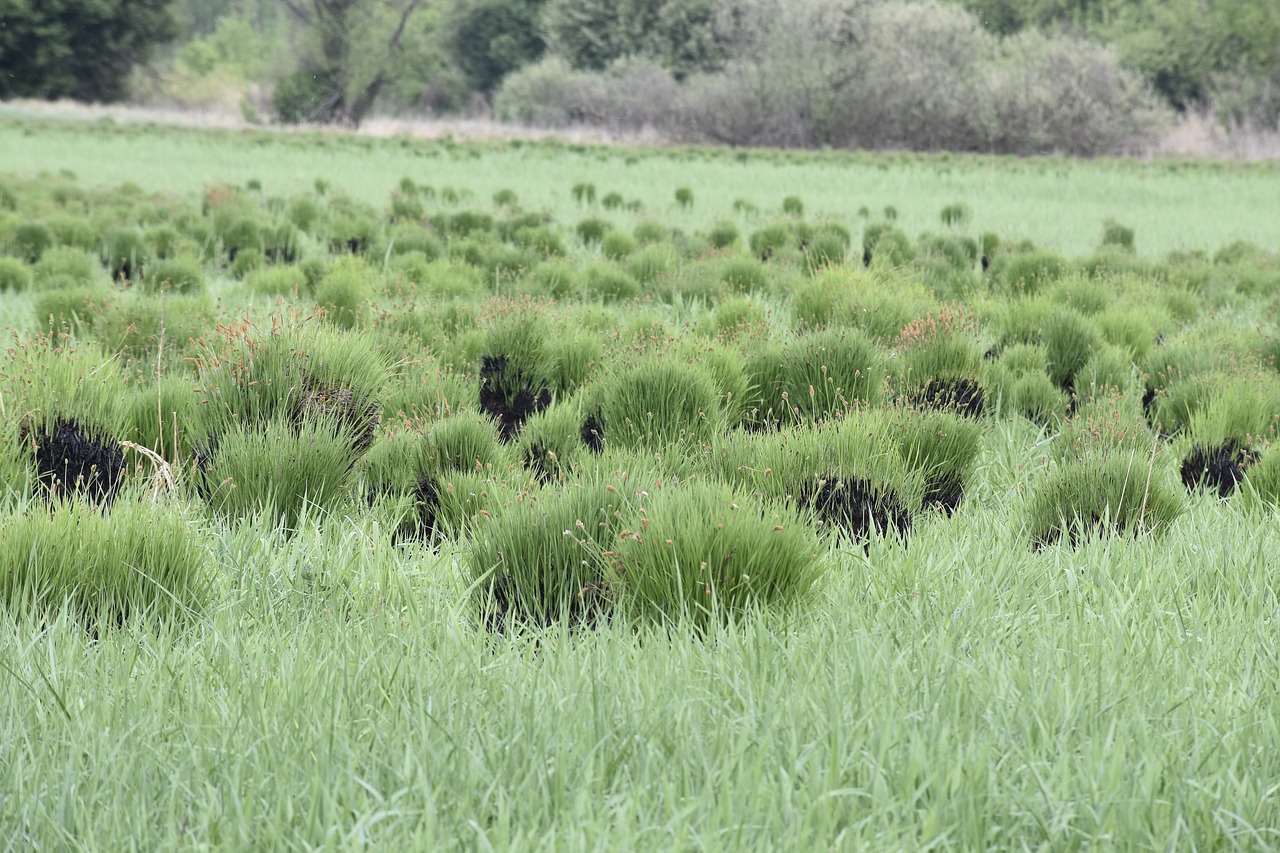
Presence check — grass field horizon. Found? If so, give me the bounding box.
[3,115,1280,258]
[2,115,1280,849]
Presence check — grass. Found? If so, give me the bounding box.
[3,116,1280,257]
[3,475,1280,847]
[3,113,1280,848]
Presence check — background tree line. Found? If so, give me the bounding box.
[1,0,1277,150]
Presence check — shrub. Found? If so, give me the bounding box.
[0,497,210,628]
[782,196,804,217]
[1024,451,1184,549]
[494,56,681,135]
[988,31,1171,156]
[0,257,32,292]
[675,187,694,209]
[614,481,823,629]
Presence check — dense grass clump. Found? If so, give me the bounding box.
[468,481,637,630]
[193,420,359,530]
[583,357,724,451]
[1024,451,1184,549]
[0,495,210,628]
[614,481,823,630]
[774,328,886,424]
[0,256,32,292]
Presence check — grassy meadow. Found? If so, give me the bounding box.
[2,115,1280,849]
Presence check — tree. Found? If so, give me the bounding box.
[0,0,177,103]
[274,0,430,126]
[541,0,724,80]
[445,0,547,94]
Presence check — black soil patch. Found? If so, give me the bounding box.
[909,377,985,419]
[27,418,125,505]
[923,477,965,516]
[1180,441,1258,497]
[479,354,551,442]
[862,247,873,267]
[580,413,605,453]
[801,474,911,544]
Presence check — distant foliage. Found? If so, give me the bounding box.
[497,0,1169,155]
[0,0,177,103]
